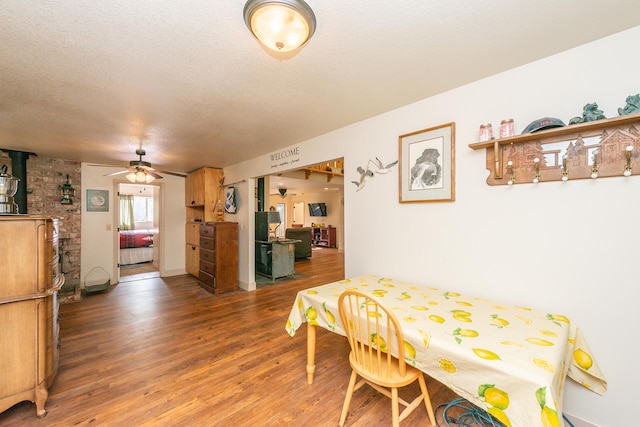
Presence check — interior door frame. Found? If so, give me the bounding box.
[113,180,163,283]
[275,203,286,238]
[254,157,345,282]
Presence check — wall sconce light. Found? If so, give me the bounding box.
[624,145,633,177]
[506,161,515,185]
[243,0,316,53]
[532,158,541,184]
[59,174,76,205]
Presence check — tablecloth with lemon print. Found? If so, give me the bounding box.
[286,274,606,427]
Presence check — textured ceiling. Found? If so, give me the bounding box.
[0,1,638,175]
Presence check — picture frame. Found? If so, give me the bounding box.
[86,189,109,212]
[399,122,455,203]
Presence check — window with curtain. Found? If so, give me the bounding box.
[119,194,135,230]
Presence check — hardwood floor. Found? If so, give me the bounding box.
[119,261,159,282]
[0,248,459,426]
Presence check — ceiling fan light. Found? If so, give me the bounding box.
[125,171,137,183]
[125,169,156,183]
[244,0,316,53]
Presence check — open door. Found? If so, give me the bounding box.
[293,201,304,226]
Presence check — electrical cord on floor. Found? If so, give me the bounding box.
[435,397,577,427]
[435,398,502,427]
[563,413,575,427]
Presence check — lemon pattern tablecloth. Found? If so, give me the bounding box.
[286,274,607,427]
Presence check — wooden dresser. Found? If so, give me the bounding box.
[198,222,238,294]
[0,216,64,418]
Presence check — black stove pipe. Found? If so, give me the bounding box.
[1,149,35,214]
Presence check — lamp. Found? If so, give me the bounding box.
[267,211,282,239]
[126,169,155,183]
[59,175,76,205]
[243,0,316,53]
[267,211,281,224]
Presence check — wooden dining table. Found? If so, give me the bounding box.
[286,274,607,427]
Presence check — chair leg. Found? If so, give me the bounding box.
[391,387,400,427]
[339,370,358,426]
[418,374,436,426]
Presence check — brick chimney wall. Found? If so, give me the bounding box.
[0,151,81,295]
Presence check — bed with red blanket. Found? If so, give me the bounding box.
[119,229,154,265]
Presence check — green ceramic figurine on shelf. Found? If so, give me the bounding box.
[569,102,606,125]
[618,94,640,116]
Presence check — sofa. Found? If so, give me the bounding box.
[285,227,313,260]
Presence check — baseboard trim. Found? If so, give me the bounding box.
[564,412,600,427]
[160,268,186,277]
[239,279,255,292]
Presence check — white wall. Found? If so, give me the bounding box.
[225,26,640,425]
[80,164,186,284]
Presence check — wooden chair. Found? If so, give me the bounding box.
[337,290,436,427]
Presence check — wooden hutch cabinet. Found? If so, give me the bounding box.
[0,216,64,418]
[198,222,238,294]
[312,226,337,248]
[185,167,223,277]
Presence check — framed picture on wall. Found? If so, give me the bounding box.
[398,122,455,203]
[86,189,109,212]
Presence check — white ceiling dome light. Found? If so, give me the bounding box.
[243,0,316,53]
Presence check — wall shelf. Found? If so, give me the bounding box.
[303,160,344,182]
[468,113,640,185]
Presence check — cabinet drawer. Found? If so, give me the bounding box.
[199,270,215,287]
[200,259,216,276]
[200,223,215,238]
[200,248,215,263]
[200,236,215,251]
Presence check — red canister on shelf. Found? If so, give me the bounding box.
[500,119,514,138]
[479,123,493,141]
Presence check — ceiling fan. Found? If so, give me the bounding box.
[103,149,186,183]
[270,188,296,198]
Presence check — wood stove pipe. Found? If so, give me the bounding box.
[1,149,35,214]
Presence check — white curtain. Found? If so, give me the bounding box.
[119,194,135,230]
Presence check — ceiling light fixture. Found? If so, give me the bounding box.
[126,169,156,184]
[243,0,316,53]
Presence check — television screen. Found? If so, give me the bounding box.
[308,202,327,217]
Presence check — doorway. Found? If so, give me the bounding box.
[293,201,304,226]
[255,158,345,283]
[117,183,160,282]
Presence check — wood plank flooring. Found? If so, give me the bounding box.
[0,248,460,426]
[119,261,159,282]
